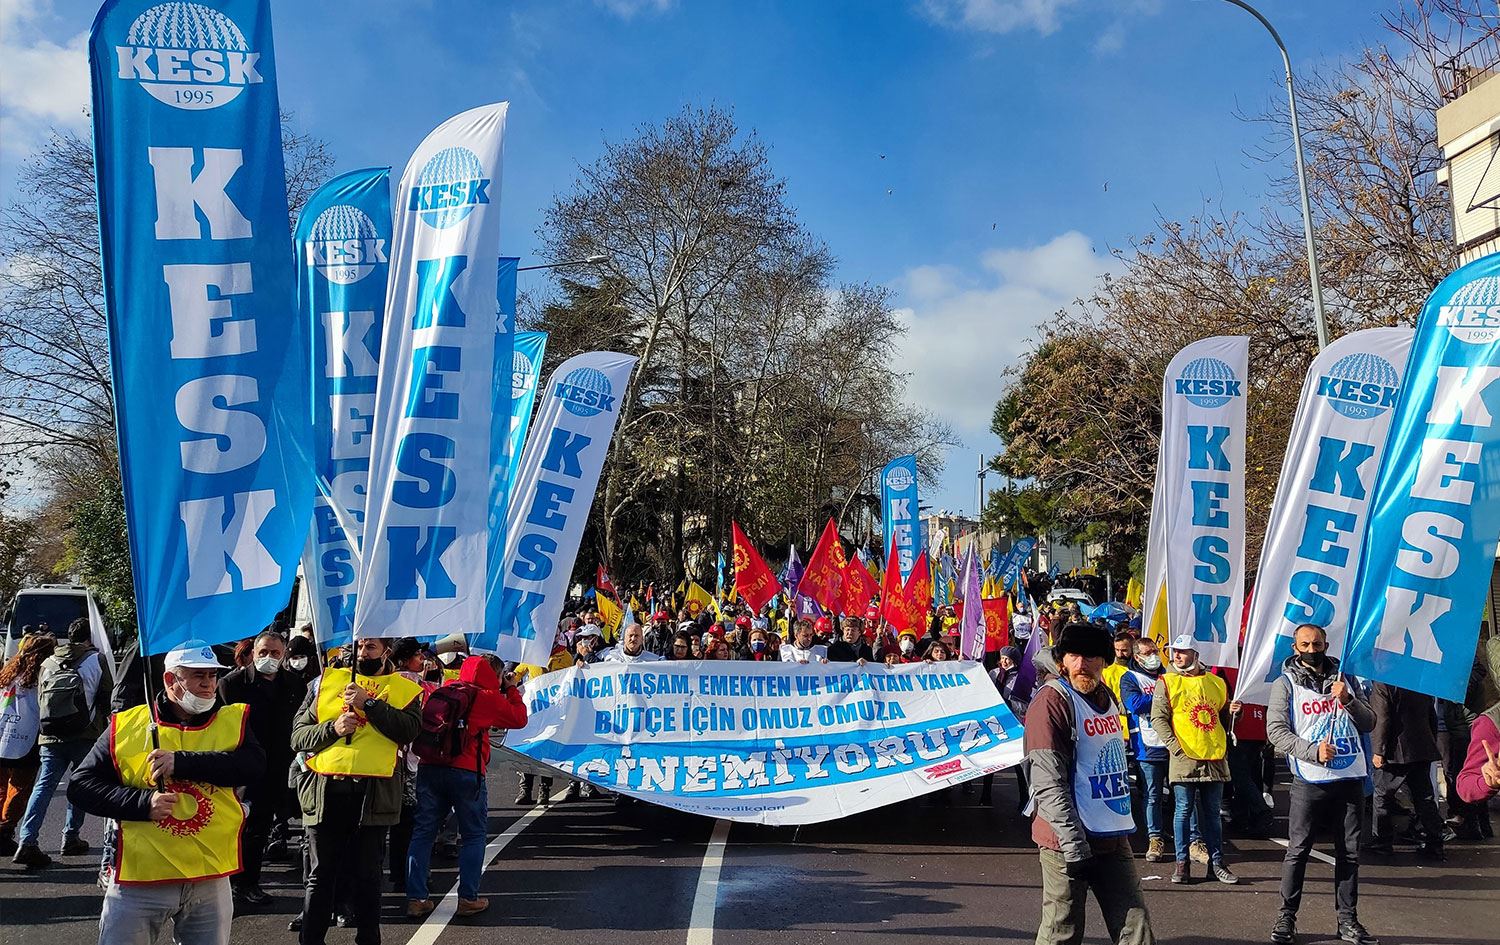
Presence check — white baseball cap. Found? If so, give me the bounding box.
[577,625,604,639]
[1169,634,1198,652]
[165,639,223,671]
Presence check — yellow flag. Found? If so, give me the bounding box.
[1147,580,1170,648]
[685,581,715,618]
[1125,576,1144,609]
[598,594,623,632]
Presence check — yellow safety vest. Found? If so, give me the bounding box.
[441,667,462,683]
[1162,672,1228,761]
[305,668,423,779]
[112,702,248,885]
[1101,663,1132,738]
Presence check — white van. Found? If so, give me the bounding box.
[1,584,113,664]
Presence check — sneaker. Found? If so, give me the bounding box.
[287,914,303,933]
[1337,919,1379,945]
[1270,912,1296,944]
[13,844,51,869]
[1189,840,1211,864]
[1210,861,1240,884]
[1416,843,1445,862]
[514,791,533,805]
[234,885,273,907]
[1145,836,1166,863]
[1262,791,1275,809]
[1171,860,1189,884]
[456,897,490,917]
[61,836,89,857]
[407,899,436,921]
[561,782,580,802]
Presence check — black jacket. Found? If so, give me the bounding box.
[826,640,874,663]
[1371,682,1440,765]
[219,665,306,778]
[67,693,265,822]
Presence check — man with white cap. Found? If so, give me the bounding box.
[68,639,265,945]
[1151,634,1240,885]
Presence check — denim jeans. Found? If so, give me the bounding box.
[17,739,91,848]
[98,876,232,945]
[1173,782,1224,863]
[406,765,490,902]
[1138,760,1167,839]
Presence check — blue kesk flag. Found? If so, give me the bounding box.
[297,168,391,644]
[1344,253,1500,700]
[90,0,312,654]
[881,455,922,582]
[507,330,548,502]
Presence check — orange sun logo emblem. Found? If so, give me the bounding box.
[156,781,214,837]
[1189,700,1218,732]
[733,545,749,574]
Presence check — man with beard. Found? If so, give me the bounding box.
[600,624,663,664]
[1265,624,1377,945]
[827,616,873,663]
[1025,622,1155,945]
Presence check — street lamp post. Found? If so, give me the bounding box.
[1214,0,1329,350]
[517,253,610,272]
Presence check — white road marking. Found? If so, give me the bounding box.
[403,801,552,945]
[1271,836,1336,866]
[686,819,732,945]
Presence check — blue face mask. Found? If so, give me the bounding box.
[750,640,766,653]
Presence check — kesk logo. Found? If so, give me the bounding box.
[885,465,914,492]
[305,205,387,285]
[1089,738,1131,815]
[557,367,615,418]
[116,2,262,110]
[409,147,491,229]
[1301,699,1358,770]
[1174,357,1242,409]
[511,350,535,400]
[1436,274,1500,344]
[1315,352,1400,421]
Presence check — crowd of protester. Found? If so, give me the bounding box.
[0,572,1497,945]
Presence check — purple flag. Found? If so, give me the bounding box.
[958,549,985,661]
[1014,619,1044,704]
[781,542,823,618]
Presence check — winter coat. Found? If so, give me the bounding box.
[430,656,527,775]
[1371,682,1440,765]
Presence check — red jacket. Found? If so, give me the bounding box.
[443,656,527,774]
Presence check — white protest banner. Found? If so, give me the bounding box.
[504,660,1024,825]
[355,103,510,639]
[1237,328,1413,704]
[1144,336,1249,667]
[473,351,637,663]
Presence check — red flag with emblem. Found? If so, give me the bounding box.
[879,535,909,632]
[798,517,847,612]
[842,553,879,616]
[596,564,616,597]
[982,597,1010,651]
[731,521,782,612]
[899,550,934,634]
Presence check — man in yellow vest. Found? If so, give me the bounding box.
[291,637,422,945]
[1151,634,1242,886]
[67,639,265,945]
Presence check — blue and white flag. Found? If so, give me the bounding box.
[296,168,391,645]
[1143,336,1249,666]
[1237,328,1412,704]
[355,104,511,639]
[1001,537,1036,591]
[881,455,922,582]
[508,329,548,491]
[1344,256,1500,700]
[474,351,638,664]
[90,0,310,654]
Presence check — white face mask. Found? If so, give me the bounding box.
[1138,654,1161,671]
[899,638,915,654]
[287,656,309,672]
[254,656,281,676]
[171,685,216,715]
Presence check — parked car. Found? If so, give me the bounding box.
[1,584,113,662]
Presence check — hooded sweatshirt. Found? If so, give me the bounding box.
[441,655,528,775]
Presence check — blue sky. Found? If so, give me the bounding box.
[1,0,1395,516]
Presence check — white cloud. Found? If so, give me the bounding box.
[1093,20,1126,54]
[893,231,1115,436]
[0,1,90,160]
[594,0,675,19]
[919,0,1083,36]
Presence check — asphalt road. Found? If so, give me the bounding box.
[2,760,1496,945]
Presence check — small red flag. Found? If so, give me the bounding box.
[731,521,782,612]
[842,553,879,616]
[799,518,847,613]
[900,550,934,634]
[879,535,910,632]
[596,564,616,597]
[982,597,1010,651]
